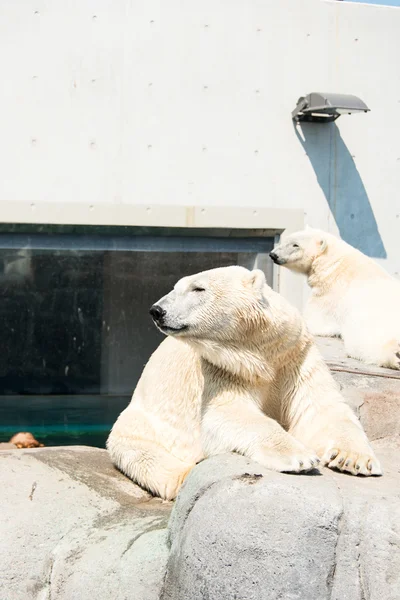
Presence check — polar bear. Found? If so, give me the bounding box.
[107,266,381,500]
[270,228,400,370]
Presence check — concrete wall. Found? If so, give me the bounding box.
[0,0,399,304]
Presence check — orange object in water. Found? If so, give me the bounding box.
[8,432,44,449]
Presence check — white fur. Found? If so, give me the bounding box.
[107,266,381,500]
[271,228,400,370]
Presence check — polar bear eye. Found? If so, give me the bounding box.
[292,244,299,248]
[192,286,205,293]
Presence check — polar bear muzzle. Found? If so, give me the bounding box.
[149,304,165,323]
[269,251,287,265]
[149,303,188,334]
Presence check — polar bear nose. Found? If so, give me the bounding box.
[149,304,166,322]
[269,251,278,262]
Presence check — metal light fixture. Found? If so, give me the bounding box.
[292,92,370,123]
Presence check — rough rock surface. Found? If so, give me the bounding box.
[162,445,400,600]
[0,446,172,600]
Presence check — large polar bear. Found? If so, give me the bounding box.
[107,266,381,500]
[270,227,400,370]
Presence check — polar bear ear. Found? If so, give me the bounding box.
[248,269,266,291]
[318,237,328,254]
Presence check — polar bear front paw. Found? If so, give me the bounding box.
[322,448,382,476]
[157,465,194,501]
[279,452,321,474]
[252,446,320,474]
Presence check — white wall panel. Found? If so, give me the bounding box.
[0,0,399,280]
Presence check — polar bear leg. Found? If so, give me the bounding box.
[304,298,341,338]
[288,382,382,477]
[107,438,195,500]
[201,392,320,473]
[342,329,400,371]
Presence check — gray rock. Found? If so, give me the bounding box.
[162,446,400,600]
[0,446,172,600]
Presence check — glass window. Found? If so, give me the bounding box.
[0,225,275,447]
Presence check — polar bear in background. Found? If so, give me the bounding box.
[107,266,381,500]
[270,227,400,370]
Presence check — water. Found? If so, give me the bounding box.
[0,395,129,448]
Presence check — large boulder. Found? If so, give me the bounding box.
[0,446,172,600]
[161,443,400,600]
[161,337,400,600]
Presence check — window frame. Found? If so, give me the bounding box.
[0,202,304,310]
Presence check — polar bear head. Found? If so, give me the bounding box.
[269,228,329,274]
[149,266,267,343]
